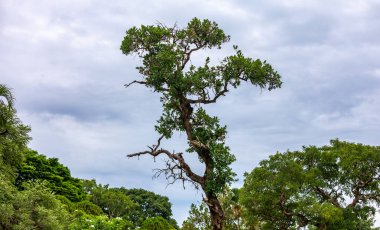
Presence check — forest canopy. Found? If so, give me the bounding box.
[0,84,178,230]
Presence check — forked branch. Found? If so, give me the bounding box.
[127,135,204,186]
[188,81,229,104]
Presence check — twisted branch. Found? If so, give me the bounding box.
[127,135,204,186]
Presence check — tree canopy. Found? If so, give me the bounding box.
[88,184,137,220]
[121,17,281,230]
[240,140,380,229]
[0,178,72,230]
[121,188,177,227]
[0,84,31,181]
[16,149,86,202]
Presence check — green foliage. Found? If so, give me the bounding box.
[0,174,18,228]
[0,85,181,229]
[219,188,244,230]
[0,84,31,181]
[75,200,104,216]
[140,216,176,230]
[86,183,137,219]
[182,187,247,230]
[0,85,74,229]
[0,178,71,230]
[16,149,86,202]
[0,84,14,108]
[99,188,136,219]
[187,108,236,194]
[78,180,179,228]
[240,139,380,229]
[181,202,211,230]
[70,211,133,230]
[120,188,177,228]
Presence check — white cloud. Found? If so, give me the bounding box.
[2,0,380,225]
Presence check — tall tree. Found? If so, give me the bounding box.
[120,18,281,229]
[240,140,380,229]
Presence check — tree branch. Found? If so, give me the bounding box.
[154,157,199,190]
[348,178,380,208]
[314,187,342,208]
[181,45,205,70]
[127,135,204,186]
[124,80,148,88]
[188,81,229,104]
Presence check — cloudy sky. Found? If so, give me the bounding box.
[1,0,380,224]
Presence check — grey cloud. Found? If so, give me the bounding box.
[2,0,380,225]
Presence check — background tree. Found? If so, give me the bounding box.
[240,140,380,230]
[85,183,137,220]
[98,188,136,220]
[219,188,244,230]
[120,188,177,228]
[16,149,86,202]
[0,84,31,181]
[181,202,212,230]
[0,178,71,230]
[74,200,104,216]
[121,18,281,229]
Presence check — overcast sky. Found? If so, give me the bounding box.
[1,0,380,225]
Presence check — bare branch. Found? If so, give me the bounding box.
[127,135,205,186]
[124,80,148,88]
[153,157,199,190]
[125,80,170,92]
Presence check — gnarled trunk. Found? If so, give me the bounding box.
[205,194,225,230]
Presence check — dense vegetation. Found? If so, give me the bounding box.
[0,84,178,230]
[181,140,380,230]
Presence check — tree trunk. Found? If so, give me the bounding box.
[206,195,225,230]
[316,223,326,230]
